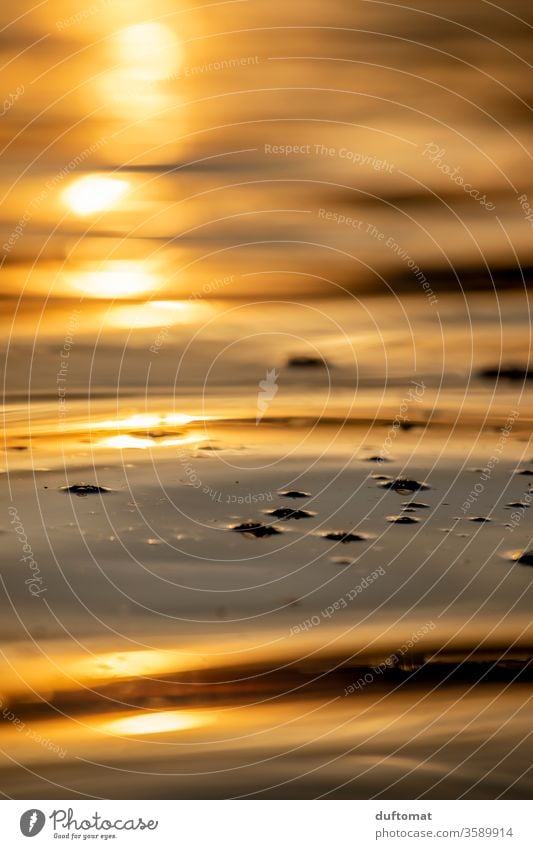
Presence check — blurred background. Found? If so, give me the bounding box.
[1,0,531,412]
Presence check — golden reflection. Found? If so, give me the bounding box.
[109,300,214,328]
[98,22,182,123]
[100,70,174,120]
[102,710,207,736]
[76,649,199,681]
[44,413,210,439]
[64,262,157,298]
[97,434,203,449]
[63,175,129,216]
[98,435,156,449]
[116,23,181,82]
[96,413,206,430]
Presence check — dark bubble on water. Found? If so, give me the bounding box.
[320,530,370,543]
[387,515,420,524]
[507,550,533,567]
[264,507,316,520]
[287,355,328,368]
[231,522,282,538]
[59,484,113,497]
[479,366,533,381]
[277,490,312,498]
[379,478,431,493]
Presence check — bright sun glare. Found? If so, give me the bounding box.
[98,434,202,450]
[65,263,157,298]
[116,22,181,81]
[102,711,207,736]
[63,175,129,215]
[109,300,214,328]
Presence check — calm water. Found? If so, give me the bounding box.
[0,0,532,799]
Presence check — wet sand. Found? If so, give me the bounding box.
[2,369,533,797]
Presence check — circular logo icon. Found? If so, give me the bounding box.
[20,810,46,837]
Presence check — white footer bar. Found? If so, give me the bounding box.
[3,800,531,848]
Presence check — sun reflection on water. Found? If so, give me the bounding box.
[64,262,157,298]
[109,300,214,327]
[98,434,203,449]
[75,649,199,681]
[116,22,181,82]
[101,710,208,736]
[97,413,208,430]
[63,175,129,216]
[100,22,182,119]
